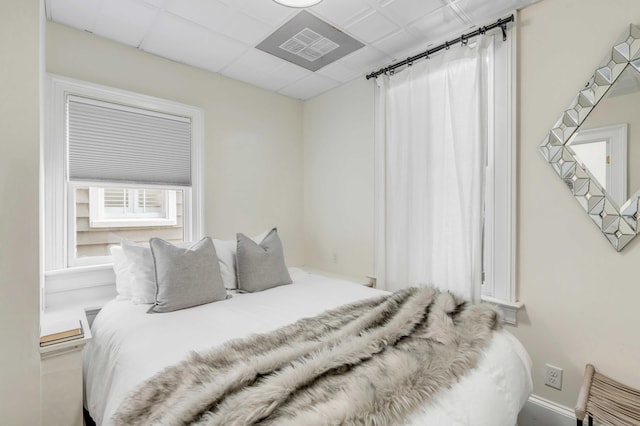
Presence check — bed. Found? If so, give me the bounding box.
[84,267,532,426]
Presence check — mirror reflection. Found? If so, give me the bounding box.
[567,65,640,208]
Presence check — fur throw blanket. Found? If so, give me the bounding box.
[113,287,501,426]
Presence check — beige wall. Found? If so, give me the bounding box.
[302,0,640,410]
[303,78,375,278]
[46,22,305,265]
[0,1,42,424]
[515,0,640,407]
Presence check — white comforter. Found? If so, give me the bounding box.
[84,269,532,426]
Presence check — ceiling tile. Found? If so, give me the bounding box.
[93,0,159,47]
[164,0,232,32]
[49,0,101,32]
[381,0,447,26]
[220,49,311,91]
[338,46,392,77]
[166,0,273,47]
[240,0,298,28]
[140,12,208,60]
[408,5,465,45]
[315,60,362,84]
[182,31,250,72]
[140,12,248,72]
[278,73,340,100]
[365,0,395,6]
[372,29,419,58]
[218,12,274,47]
[217,0,246,6]
[310,0,372,28]
[141,0,166,8]
[345,10,399,44]
[454,0,520,24]
[448,1,472,25]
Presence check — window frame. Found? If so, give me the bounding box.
[44,74,204,288]
[479,18,521,324]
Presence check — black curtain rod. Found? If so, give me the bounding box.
[365,14,514,80]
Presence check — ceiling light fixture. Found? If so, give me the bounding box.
[272,0,323,8]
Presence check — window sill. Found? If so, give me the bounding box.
[46,264,115,293]
[89,218,177,228]
[481,295,523,326]
[45,265,117,312]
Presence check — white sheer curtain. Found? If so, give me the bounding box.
[374,37,493,301]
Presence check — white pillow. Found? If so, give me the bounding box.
[213,239,237,290]
[109,246,133,300]
[287,267,308,282]
[119,239,197,304]
[214,229,271,290]
[121,240,157,304]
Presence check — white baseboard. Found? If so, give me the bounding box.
[517,394,575,426]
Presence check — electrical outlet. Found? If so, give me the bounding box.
[545,364,563,390]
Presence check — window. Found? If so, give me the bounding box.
[89,188,177,228]
[44,75,203,287]
[70,186,184,265]
[374,21,520,323]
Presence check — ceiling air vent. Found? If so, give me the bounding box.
[279,28,340,62]
[256,11,364,72]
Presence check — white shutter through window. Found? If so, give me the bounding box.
[67,95,192,186]
[103,188,129,212]
[137,189,163,213]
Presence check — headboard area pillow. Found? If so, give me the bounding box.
[115,228,272,303]
[214,229,270,290]
[120,239,158,305]
[120,239,197,304]
[148,237,227,313]
[109,245,133,300]
[236,228,292,293]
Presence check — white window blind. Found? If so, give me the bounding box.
[67,95,192,186]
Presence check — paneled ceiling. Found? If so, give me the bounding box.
[45,0,538,100]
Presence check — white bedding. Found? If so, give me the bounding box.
[84,269,532,426]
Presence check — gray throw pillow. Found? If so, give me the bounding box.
[236,228,292,293]
[148,237,227,313]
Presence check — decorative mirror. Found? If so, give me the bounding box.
[539,24,640,251]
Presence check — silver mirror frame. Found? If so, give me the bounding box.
[539,24,640,251]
